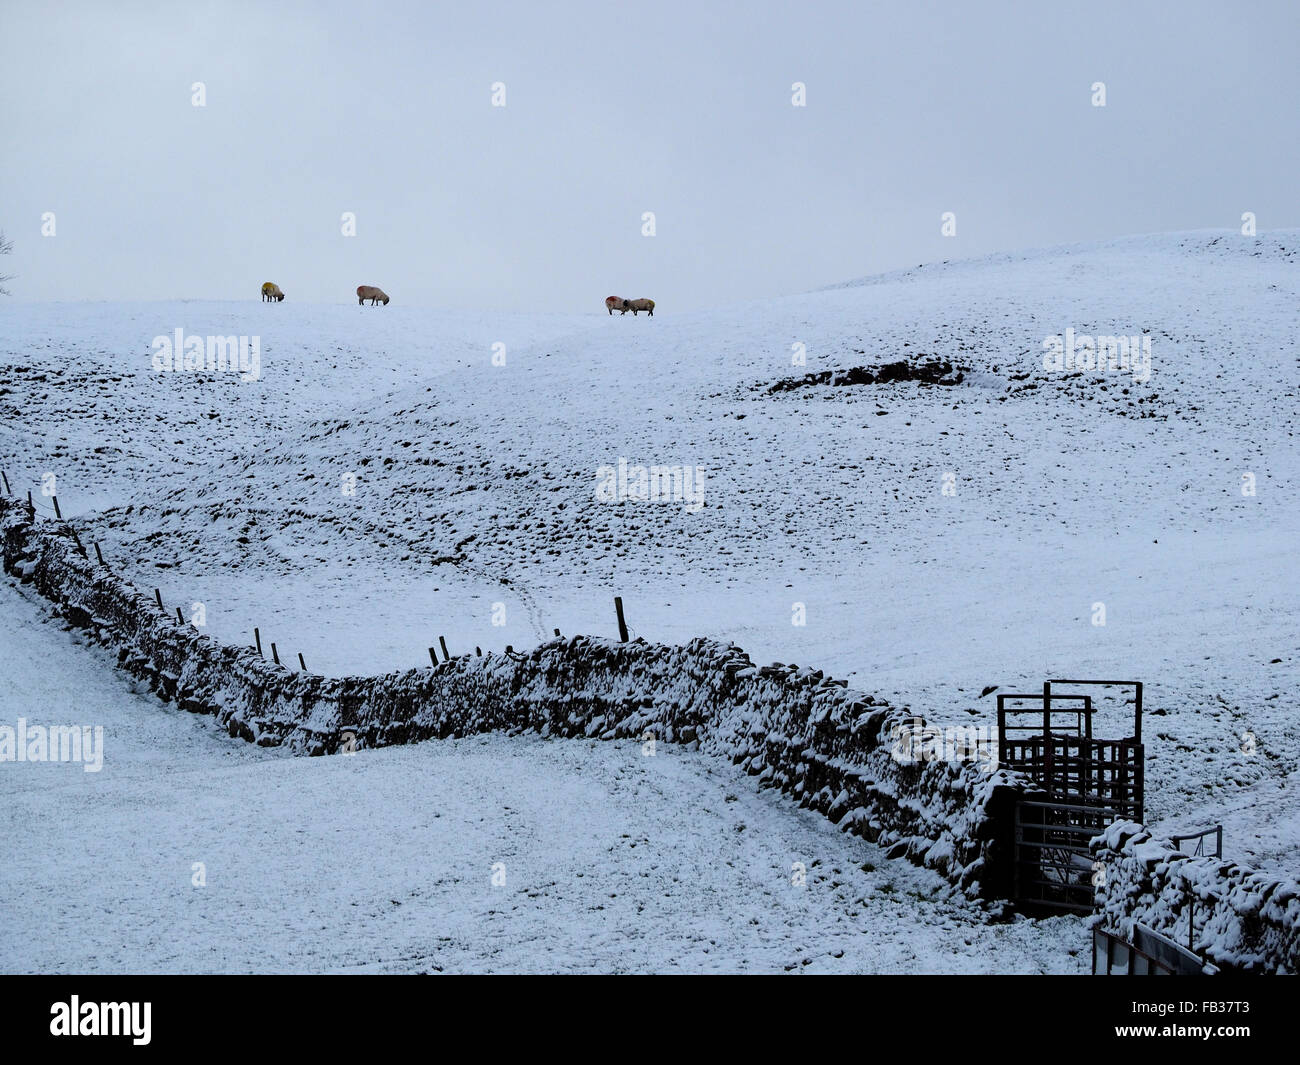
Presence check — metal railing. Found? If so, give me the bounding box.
[1093,925,1210,975]
[1169,825,1223,858]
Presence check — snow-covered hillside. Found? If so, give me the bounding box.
[2,229,1297,896]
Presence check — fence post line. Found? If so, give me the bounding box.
[93,543,105,567]
[439,636,449,660]
[154,588,164,611]
[176,606,184,624]
[52,496,62,520]
[271,642,280,665]
[429,647,438,667]
[298,652,306,672]
[254,627,263,657]
[614,596,629,642]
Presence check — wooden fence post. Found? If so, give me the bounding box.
[176,606,184,624]
[614,596,629,642]
[154,588,164,611]
[254,627,263,657]
[52,496,62,520]
[1,471,10,495]
[298,652,307,672]
[271,642,280,665]
[439,636,450,660]
[429,647,438,666]
[93,543,105,567]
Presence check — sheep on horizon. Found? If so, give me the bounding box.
[357,285,389,306]
[606,296,654,316]
[261,282,285,302]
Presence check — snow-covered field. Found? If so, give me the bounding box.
[1,230,1296,970]
[0,578,1082,973]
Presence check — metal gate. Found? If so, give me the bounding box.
[1093,923,1212,975]
[999,680,1145,914]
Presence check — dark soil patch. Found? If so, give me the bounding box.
[766,359,966,393]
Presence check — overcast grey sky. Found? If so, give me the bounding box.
[2,0,1296,311]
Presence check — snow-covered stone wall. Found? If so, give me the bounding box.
[1091,821,1300,974]
[2,495,1023,899]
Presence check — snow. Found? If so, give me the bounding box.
[2,491,1028,899]
[2,228,1297,970]
[0,578,1081,973]
[1093,820,1299,973]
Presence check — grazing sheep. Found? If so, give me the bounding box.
[626,298,655,316]
[605,296,630,315]
[261,282,285,302]
[357,285,390,306]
